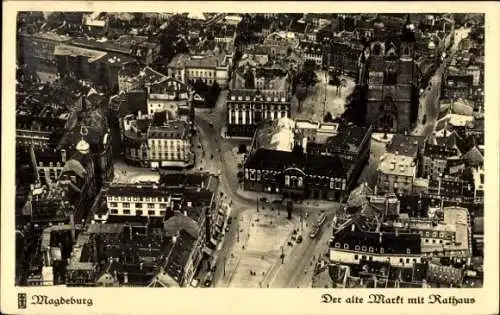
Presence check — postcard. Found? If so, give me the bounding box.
[2,1,499,314]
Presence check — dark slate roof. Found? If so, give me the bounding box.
[324,125,371,153]
[399,194,432,218]
[289,19,308,34]
[412,263,429,282]
[387,135,425,157]
[305,155,352,177]
[164,229,197,283]
[245,149,302,170]
[160,172,211,188]
[125,90,148,114]
[35,147,64,165]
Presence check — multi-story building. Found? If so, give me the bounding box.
[422,143,461,179]
[325,39,364,76]
[377,153,417,194]
[122,115,150,167]
[356,17,420,133]
[263,31,300,57]
[441,73,473,100]
[329,219,423,268]
[243,118,371,201]
[306,124,372,187]
[68,35,160,66]
[232,66,290,92]
[20,32,71,72]
[298,41,324,67]
[472,167,484,204]
[31,147,67,186]
[226,89,292,137]
[55,43,137,93]
[147,120,193,169]
[167,53,231,88]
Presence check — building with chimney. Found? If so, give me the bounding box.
[377,153,417,194]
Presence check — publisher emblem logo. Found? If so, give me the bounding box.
[18,293,27,309]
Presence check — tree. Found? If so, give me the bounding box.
[303,59,317,73]
[243,70,255,89]
[295,84,308,112]
[324,112,334,123]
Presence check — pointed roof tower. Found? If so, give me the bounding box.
[401,14,416,43]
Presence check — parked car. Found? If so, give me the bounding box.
[297,235,303,243]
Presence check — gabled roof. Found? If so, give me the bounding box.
[462,146,483,165]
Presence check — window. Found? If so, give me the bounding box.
[406,258,410,264]
[110,209,118,214]
[335,242,341,248]
[160,203,167,208]
[399,258,403,263]
[160,211,166,216]
[135,203,142,208]
[136,210,143,216]
[440,240,443,244]
[343,244,349,250]
[110,202,117,207]
[127,197,131,201]
[425,239,429,243]
[413,259,417,263]
[123,203,130,208]
[368,247,374,253]
[380,248,384,254]
[148,210,155,215]
[432,239,436,244]
[406,248,411,254]
[148,203,155,209]
[355,245,360,251]
[123,209,131,215]
[361,246,367,252]
[369,256,373,261]
[354,254,359,260]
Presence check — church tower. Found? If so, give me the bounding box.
[400,14,417,60]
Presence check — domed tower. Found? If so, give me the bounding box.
[76,125,90,155]
[400,14,417,60]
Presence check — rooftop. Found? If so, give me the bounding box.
[386,135,425,157]
[378,153,416,177]
[148,120,189,139]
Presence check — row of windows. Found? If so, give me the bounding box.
[150,142,185,148]
[352,254,419,264]
[108,196,166,202]
[109,202,168,209]
[424,239,444,244]
[109,209,166,216]
[188,69,215,78]
[334,242,412,254]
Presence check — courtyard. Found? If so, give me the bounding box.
[291,71,356,122]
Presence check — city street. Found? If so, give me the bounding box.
[266,206,340,288]
[193,90,343,288]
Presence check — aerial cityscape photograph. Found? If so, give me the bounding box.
[14,11,485,289]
